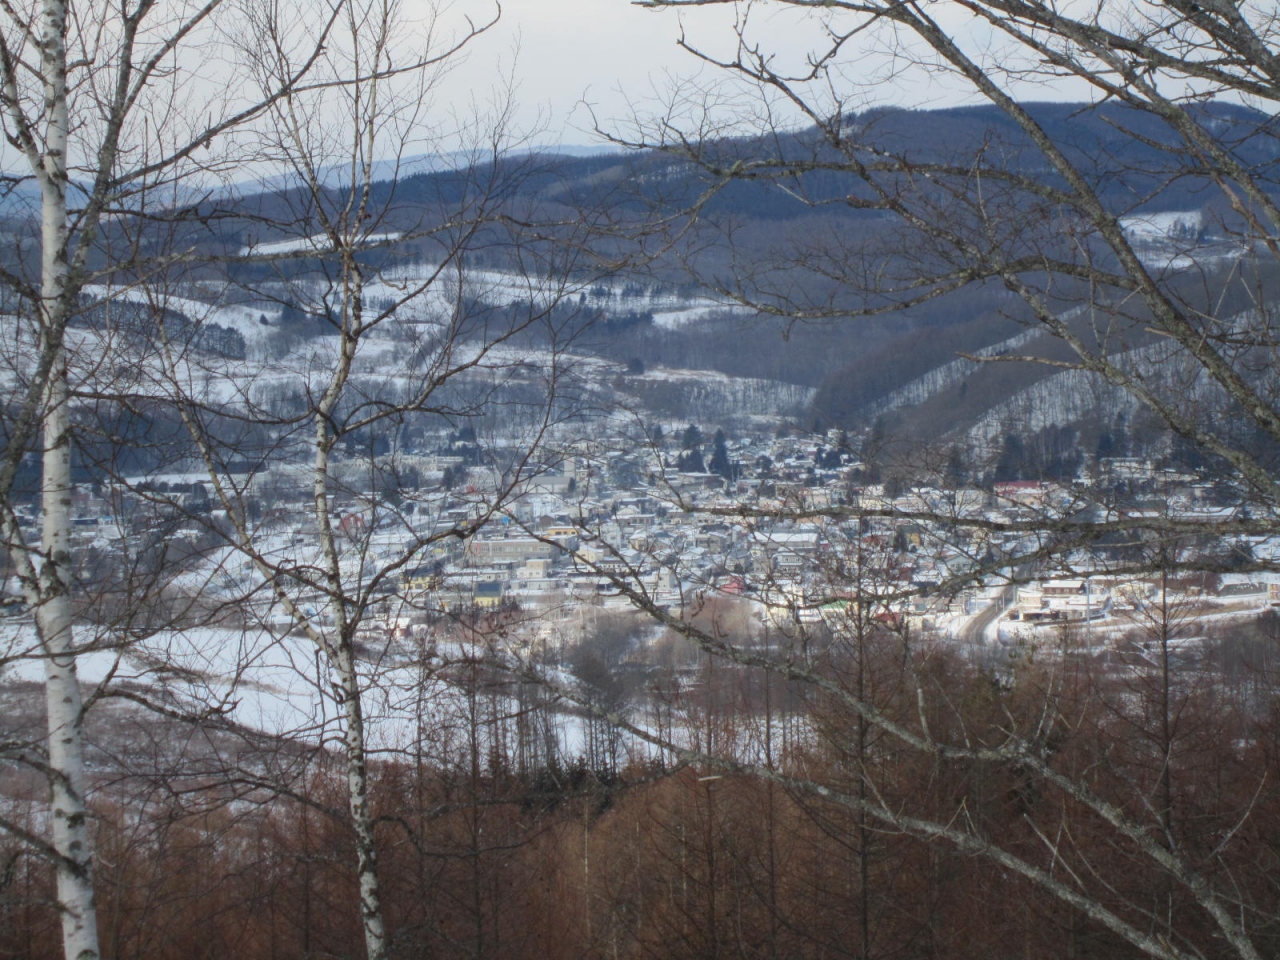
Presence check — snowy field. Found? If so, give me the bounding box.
[2,619,593,762]
[1119,209,1247,271]
[0,615,810,771]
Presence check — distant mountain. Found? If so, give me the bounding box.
[470,100,1280,218]
[261,102,1276,452]
[5,103,1273,458]
[232,143,625,196]
[495,101,1280,446]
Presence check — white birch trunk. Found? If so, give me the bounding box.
[38,379,99,960]
[335,640,388,960]
[312,274,387,960]
[34,1,100,957]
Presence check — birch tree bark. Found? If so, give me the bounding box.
[31,3,98,951]
[0,4,339,958]
[148,4,602,956]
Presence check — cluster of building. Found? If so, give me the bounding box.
[9,427,1277,651]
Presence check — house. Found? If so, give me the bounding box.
[474,580,504,609]
[749,528,822,574]
[1010,579,1111,624]
[465,537,560,565]
[992,480,1053,508]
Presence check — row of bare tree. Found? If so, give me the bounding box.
[3,611,1278,960]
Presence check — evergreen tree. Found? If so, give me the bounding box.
[709,428,732,479]
[994,433,1027,482]
[944,446,968,487]
[678,448,706,473]
[1096,430,1119,461]
[279,301,308,327]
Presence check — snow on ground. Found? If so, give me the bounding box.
[370,263,581,319]
[238,232,402,257]
[1118,211,1247,271]
[1,620,565,757]
[651,302,752,328]
[81,284,279,350]
[373,264,749,331]
[0,611,810,770]
[1120,210,1202,241]
[0,278,812,441]
[69,259,748,383]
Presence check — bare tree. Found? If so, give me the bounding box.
[532,3,1280,957]
[97,4,613,957]
[0,3,356,958]
[618,0,1280,530]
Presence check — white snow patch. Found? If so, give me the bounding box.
[1120,210,1202,241]
[239,231,402,257]
[651,303,751,329]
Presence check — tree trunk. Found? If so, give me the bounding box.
[335,639,388,960]
[36,1,100,956]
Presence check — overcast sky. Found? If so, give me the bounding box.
[422,0,1042,148]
